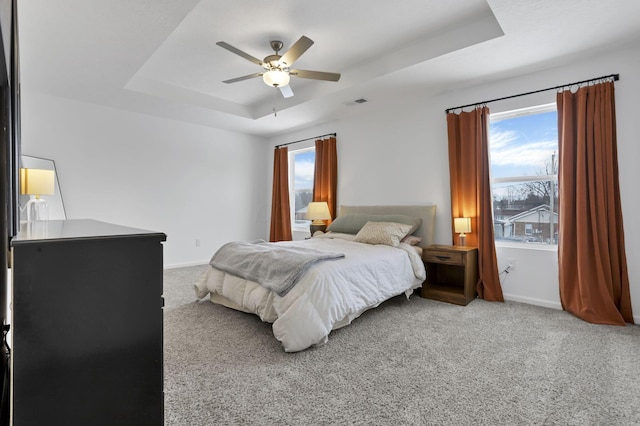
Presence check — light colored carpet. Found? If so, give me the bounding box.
[163,266,640,425]
[163,264,209,310]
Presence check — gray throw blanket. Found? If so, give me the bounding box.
[210,240,345,296]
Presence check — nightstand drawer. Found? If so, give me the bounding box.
[422,250,463,265]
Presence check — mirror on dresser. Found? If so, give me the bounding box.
[19,155,66,224]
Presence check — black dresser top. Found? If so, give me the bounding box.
[11,219,166,245]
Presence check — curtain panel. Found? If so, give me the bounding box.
[312,136,338,221]
[269,147,292,242]
[447,107,503,301]
[557,81,633,325]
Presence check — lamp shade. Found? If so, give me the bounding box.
[20,168,55,196]
[306,202,331,221]
[454,217,471,234]
[263,70,290,87]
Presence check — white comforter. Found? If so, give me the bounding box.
[194,236,425,352]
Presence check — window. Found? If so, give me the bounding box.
[289,147,315,230]
[525,223,533,235]
[489,104,558,245]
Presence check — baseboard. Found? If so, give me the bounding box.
[164,260,209,270]
[502,293,563,311]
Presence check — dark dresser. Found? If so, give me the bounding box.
[9,219,166,425]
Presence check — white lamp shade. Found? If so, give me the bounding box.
[306,202,331,221]
[454,217,471,234]
[263,70,290,87]
[20,168,55,196]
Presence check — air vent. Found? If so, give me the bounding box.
[344,98,370,107]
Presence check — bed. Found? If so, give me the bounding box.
[194,204,436,352]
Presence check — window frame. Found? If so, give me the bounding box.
[489,103,559,250]
[289,146,315,232]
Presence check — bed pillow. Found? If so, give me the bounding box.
[353,221,413,247]
[327,214,421,235]
[401,235,422,246]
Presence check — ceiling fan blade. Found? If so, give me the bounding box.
[289,69,341,82]
[222,72,263,84]
[279,85,294,98]
[216,41,264,66]
[279,36,314,67]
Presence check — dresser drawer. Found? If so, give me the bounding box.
[422,250,464,265]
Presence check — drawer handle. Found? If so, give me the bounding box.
[436,255,451,261]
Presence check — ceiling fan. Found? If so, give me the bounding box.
[216,36,341,98]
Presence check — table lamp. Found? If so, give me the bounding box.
[454,217,471,246]
[306,202,331,236]
[20,168,55,222]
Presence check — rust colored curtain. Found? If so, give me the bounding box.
[557,81,633,325]
[269,147,292,242]
[312,136,338,221]
[447,107,503,301]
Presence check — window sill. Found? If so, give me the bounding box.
[495,241,558,252]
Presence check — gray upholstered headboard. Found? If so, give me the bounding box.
[338,205,437,246]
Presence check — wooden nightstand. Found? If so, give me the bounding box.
[420,245,478,306]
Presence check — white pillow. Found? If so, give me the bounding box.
[327,213,421,235]
[353,221,412,247]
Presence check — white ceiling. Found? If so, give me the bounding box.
[17,0,640,137]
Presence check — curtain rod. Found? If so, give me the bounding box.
[444,73,620,114]
[275,133,336,148]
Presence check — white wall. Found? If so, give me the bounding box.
[272,98,453,246]
[269,44,640,323]
[20,91,271,268]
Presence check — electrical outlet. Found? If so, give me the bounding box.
[195,239,201,247]
[507,258,515,270]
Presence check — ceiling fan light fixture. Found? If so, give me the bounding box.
[263,70,290,87]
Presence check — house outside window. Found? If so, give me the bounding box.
[289,147,315,231]
[489,103,558,245]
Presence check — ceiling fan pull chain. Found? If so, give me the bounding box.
[272,86,278,117]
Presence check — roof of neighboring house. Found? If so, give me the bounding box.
[507,204,558,223]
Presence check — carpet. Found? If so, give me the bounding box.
[163,266,640,425]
